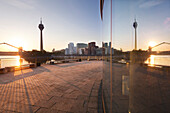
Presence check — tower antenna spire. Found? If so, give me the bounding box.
[40,17,42,24]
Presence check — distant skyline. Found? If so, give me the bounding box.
[0,0,170,52]
[0,0,102,52]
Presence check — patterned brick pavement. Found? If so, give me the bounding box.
[0,61,103,113]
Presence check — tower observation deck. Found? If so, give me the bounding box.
[38,18,44,52]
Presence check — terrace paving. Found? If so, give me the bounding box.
[0,61,103,113]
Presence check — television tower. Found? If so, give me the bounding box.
[133,18,138,50]
[38,18,44,52]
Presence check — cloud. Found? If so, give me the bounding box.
[2,0,36,10]
[139,0,163,8]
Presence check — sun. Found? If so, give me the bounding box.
[0,35,27,51]
[7,37,27,51]
[10,38,23,47]
[148,41,156,47]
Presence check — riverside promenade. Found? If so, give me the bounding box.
[0,61,103,113]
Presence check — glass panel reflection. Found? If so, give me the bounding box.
[102,0,170,113]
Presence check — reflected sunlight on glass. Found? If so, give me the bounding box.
[149,55,155,66]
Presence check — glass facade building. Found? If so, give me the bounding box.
[102,0,170,113]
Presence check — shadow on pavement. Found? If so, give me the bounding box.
[0,66,51,84]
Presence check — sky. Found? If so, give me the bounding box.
[0,0,169,52]
[103,0,170,51]
[0,0,102,51]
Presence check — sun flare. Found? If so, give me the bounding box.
[148,41,156,47]
[7,37,28,51]
[10,38,24,47]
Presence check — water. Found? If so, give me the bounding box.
[145,55,170,66]
[0,56,28,68]
[0,55,170,68]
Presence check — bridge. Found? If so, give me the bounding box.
[148,42,170,52]
[0,42,23,55]
[0,52,19,56]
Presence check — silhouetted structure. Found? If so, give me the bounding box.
[0,42,23,55]
[88,42,98,55]
[148,42,170,52]
[133,19,138,50]
[38,18,44,52]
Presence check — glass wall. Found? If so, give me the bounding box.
[102,0,170,113]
